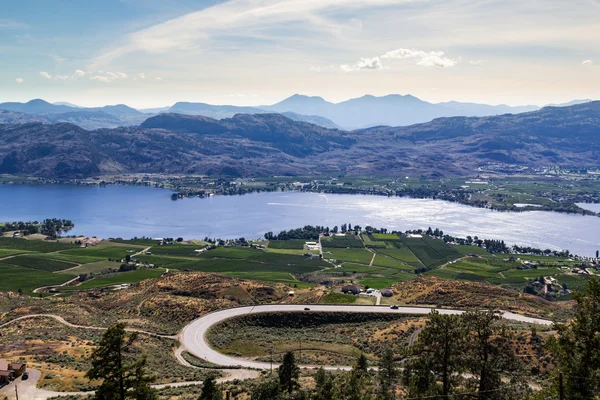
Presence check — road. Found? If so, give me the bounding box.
[0,305,554,398]
[0,368,259,400]
[0,314,177,339]
[180,304,553,370]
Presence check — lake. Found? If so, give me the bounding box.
[0,185,599,256]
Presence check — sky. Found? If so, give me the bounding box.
[1,0,599,108]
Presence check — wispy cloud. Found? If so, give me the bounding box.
[75,70,86,77]
[106,71,128,80]
[0,19,28,29]
[15,78,24,84]
[91,0,425,67]
[136,73,146,80]
[90,75,111,83]
[39,71,52,79]
[55,75,70,80]
[582,59,594,66]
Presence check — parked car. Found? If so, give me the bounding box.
[390,305,399,310]
[22,372,29,380]
[304,307,311,311]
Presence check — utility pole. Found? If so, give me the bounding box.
[15,385,18,400]
[270,345,273,374]
[559,372,565,400]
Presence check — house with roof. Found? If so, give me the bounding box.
[0,360,26,385]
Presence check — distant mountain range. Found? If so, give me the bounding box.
[0,101,598,179]
[1,95,593,131]
[262,95,594,129]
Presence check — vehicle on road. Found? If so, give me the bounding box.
[304,307,311,311]
[390,305,399,310]
[22,372,29,380]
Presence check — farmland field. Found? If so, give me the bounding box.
[0,237,76,253]
[0,265,75,294]
[324,248,373,264]
[321,234,364,248]
[0,255,77,272]
[63,268,167,290]
[268,239,306,250]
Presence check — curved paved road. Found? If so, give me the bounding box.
[180,304,553,369]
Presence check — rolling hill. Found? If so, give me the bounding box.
[0,102,598,179]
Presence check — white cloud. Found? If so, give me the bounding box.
[15,78,24,84]
[106,71,128,80]
[75,69,86,77]
[154,77,163,81]
[341,56,384,72]
[469,60,484,66]
[342,48,458,72]
[55,75,70,80]
[136,72,146,80]
[309,65,321,72]
[582,59,593,66]
[39,71,52,79]
[381,48,458,68]
[90,75,111,83]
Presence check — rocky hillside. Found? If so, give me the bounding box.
[0,102,598,178]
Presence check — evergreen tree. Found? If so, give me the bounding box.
[377,346,397,400]
[86,323,157,400]
[251,376,280,400]
[199,376,223,400]
[549,277,600,399]
[463,310,527,400]
[314,367,334,400]
[279,351,300,395]
[405,311,466,398]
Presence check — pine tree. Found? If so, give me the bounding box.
[377,346,397,400]
[199,376,223,400]
[279,351,300,395]
[405,311,466,398]
[549,277,600,399]
[86,323,157,400]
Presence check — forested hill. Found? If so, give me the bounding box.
[0,102,598,179]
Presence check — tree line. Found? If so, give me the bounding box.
[81,278,600,399]
[0,218,74,239]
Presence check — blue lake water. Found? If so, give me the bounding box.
[0,184,598,256]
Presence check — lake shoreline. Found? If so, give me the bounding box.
[0,185,598,257]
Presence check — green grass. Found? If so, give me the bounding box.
[268,240,307,250]
[0,255,77,272]
[64,268,167,290]
[361,234,386,248]
[61,260,123,275]
[324,248,374,264]
[39,252,106,264]
[110,238,157,246]
[0,237,77,253]
[321,234,364,248]
[60,245,138,260]
[371,233,401,241]
[0,249,32,258]
[377,244,423,268]
[148,245,209,257]
[360,274,415,288]
[320,292,358,304]
[399,236,459,269]
[454,245,490,256]
[0,265,75,294]
[372,254,415,271]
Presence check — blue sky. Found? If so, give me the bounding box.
[1,0,599,107]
